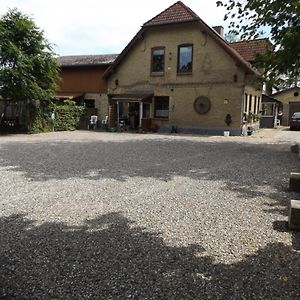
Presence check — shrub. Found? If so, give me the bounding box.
[50,100,86,131]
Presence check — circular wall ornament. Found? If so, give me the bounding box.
[194,96,211,114]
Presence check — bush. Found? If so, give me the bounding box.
[26,100,48,134]
[51,100,85,131]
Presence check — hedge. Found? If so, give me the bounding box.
[51,100,86,131]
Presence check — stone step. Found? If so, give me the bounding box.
[289,200,300,231]
[290,172,300,193]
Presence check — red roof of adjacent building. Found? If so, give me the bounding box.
[143,1,199,27]
[230,39,271,62]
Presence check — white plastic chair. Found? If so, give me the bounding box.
[88,115,98,130]
[101,116,108,128]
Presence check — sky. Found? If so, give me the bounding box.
[0,0,229,56]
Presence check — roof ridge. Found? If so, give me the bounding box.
[177,1,200,20]
[59,54,118,58]
[230,38,269,44]
[143,1,199,27]
[272,86,300,95]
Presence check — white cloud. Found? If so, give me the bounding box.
[0,0,229,55]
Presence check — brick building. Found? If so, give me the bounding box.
[104,1,263,135]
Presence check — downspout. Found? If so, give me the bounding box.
[139,102,143,127]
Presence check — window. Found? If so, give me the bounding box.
[244,93,248,113]
[262,103,275,116]
[151,47,165,74]
[177,44,193,73]
[248,95,252,113]
[254,96,257,114]
[154,96,169,118]
[84,99,95,108]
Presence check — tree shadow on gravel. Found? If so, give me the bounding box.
[0,138,298,213]
[0,213,299,299]
[273,220,300,251]
[0,139,298,185]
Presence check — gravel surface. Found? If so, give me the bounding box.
[0,128,299,299]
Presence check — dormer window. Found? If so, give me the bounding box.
[151,47,165,75]
[177,44,193,74]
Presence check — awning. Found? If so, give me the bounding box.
[262,94,282,104]
[110,93,153,103]
[55,92,84,100]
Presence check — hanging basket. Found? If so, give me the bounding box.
[194,96,211,114]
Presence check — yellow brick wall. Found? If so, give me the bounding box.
[108,22,261,133]
[84,93,108,121]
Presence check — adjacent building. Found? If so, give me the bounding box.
[56,54,118,122]
[271,87,300,126]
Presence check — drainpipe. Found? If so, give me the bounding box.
[117,101,119,128]
[139,102,143,127]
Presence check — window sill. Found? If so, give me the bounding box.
[177,72,192,76]
[153,117,169,120]
[151,72,164,77]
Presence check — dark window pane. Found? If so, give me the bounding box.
[249,95,252,113]
[152,48,164,73]
[178,45,193,73]
[84,99,95,108]
[244,93,248,113]
[154,96,169,118]
[254,96,257,114]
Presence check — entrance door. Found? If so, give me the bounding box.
[128,102,139,129]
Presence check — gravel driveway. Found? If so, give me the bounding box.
[0,129,299,299]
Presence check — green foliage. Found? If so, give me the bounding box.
[0,8,60,132]
[50,100,85,131]
[217,1,300,85]
[27,101,45,133]
[247,112,254,123]
[246,112,259,123]
[224,32,240,43]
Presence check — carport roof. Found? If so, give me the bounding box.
[55,92,84,99]
[262,94,282,104]
[110,93,154,103]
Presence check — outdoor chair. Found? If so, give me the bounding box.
[88,115,98,130]
[101,116,108,129]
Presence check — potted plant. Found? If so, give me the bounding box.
[151,123,160,132]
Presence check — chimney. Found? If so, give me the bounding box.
[212,26,224,37]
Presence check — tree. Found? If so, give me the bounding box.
[217,0,300,86]
[224,31,240,43]
[0,8,59,132]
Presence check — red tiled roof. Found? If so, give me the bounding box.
[143,1,199,27]
[230,39,270,62]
